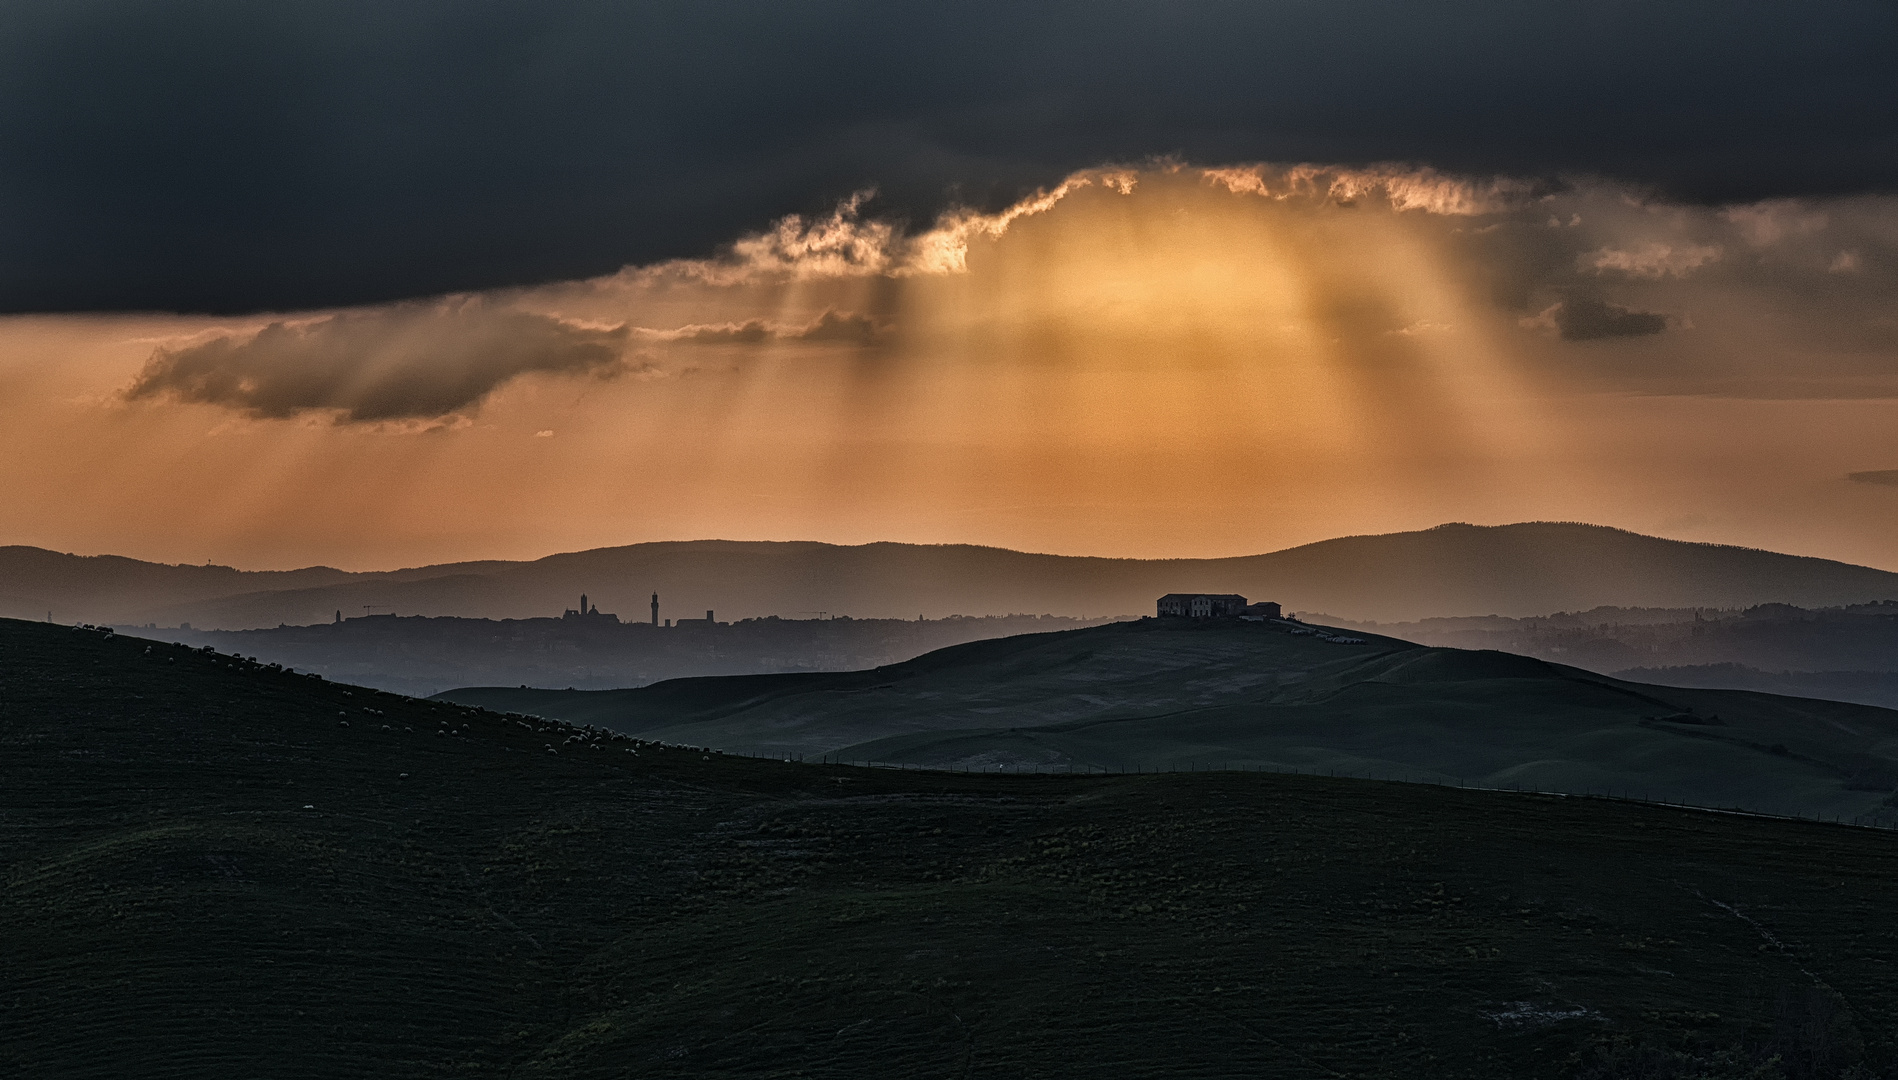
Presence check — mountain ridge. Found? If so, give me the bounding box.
[10,522,1898,628]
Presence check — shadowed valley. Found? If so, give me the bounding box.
[6,617,1898,1079]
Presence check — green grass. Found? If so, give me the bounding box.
[5,616,1898,1078]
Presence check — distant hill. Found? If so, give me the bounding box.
[7,616,1898,1077]
[0,544,512,627]
[0,544,354,622]
[11,522,1898,629]
[167,612,1117,698]
[1619,664,1898,712]
[440,618,1898,821]
[1330,600,1898,710]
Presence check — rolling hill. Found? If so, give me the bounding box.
[157,612,1115,698]
[12,521,1898,629]
[439,617,1898,822]
[7,615,1898,1078]
[1329,601,1898,710]
[1329,601,1898,677]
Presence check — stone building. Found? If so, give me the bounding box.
[1157,593,1250,618]
[562,594,619,623]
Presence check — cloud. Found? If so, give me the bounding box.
[1723,200,1829,247]
[667,310,881,346]
[107,162,1898,413]
[1204,163,1538,215]
[705,191,899,283]
[638,170,1136,284]
[1848,470,1898,487]
[795,310,882,344]
[2,1,1892,314]
[635,162,1543,289]
[124,302,628,423]
[673,321,773,345]
[1523,299,1670,341]
[900,169,1138,274]
[1582,242,1723,279]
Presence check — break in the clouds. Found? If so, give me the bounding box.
[13,159,1898,573]
[124,302,627,423]
[1,0,1894,314]
[116,160,1898,422]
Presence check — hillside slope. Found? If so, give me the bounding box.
[6,617,1898,1079]
[163,612,1112,697]
[441,618,1898,821]
[1335,602,1898,680]
[13,522,1898,628]
[0,545,511,626]
[1330,601,1898,710]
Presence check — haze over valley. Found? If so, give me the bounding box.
[27,521,1898,708]
[19,521,1898,629]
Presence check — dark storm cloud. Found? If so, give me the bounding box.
[1541,298,1671,341]
[124,303,627,422]
[1849,471,1898,487]
[3,0,1894,314]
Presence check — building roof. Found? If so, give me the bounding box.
[1157,593,1249,602]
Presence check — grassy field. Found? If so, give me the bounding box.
[5,616,1898,1079]
[441,618,1898,822]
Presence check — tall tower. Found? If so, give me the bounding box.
[581,593,589,616]
[651,592,659,626]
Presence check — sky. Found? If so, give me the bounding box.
[2,2,1897,572]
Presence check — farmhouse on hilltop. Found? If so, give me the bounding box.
[1157,593,1241,618]
[1157,594,1283,619]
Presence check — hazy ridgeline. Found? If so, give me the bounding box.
[17,519,1898,709]
[1332,601,1898,710]
[11,522,1898,631]
[152,600,1898,712]
[160,613,1115,698]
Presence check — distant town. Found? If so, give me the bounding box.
[118,588,1391,697]
[157,604,1125,697]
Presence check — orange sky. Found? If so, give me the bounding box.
[3,165,1897,572]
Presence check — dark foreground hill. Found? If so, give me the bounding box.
[441,618,1898,823]
[6,618,1898,1079]
[14,522,1898,629]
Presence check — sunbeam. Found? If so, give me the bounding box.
[1,163,1896,569]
